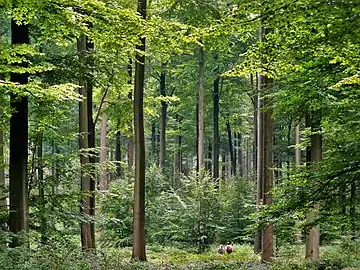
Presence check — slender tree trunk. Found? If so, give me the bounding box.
[252,73,258,182]
[173,116,181,187]
[196,103,199,173]
[198,46,205,173]
[151,122,156,162]
[38,135,47,245]
[85,30,96,247]
[9,19,29,248]
[132,0,147,260]
[255,27,274,262]
[261,77,274,261]
[350,182,356,235]
[115,129,122,178]
[295,124,301,166]
[254,73,264,254]
[0,113,5,209]
[77,35,95,250]
[159,67,166,171]
[207,140,212,175]
[305,113,321,260]
[226,121,236,176]
[213,76,220,179]
[100,103,108,191]
[221,148,226,180]
[238,133,244,177]
[128,61,134,171]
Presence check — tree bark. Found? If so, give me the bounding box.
[173,116,181,187]
[295,124,301,166]
[0,113,5,209]
[38,135,47,245]
[9,19,29,248]
[196,103,199,173]
[132,0,147,261]
[128,61,134,171]
[350,182,356,235]
[256,27,274,262]
[115,129,122,178]
[99,103,108,191]
[77,35,95,250]
[226,121,236,176]
[212,76,220,179]
[305,113,321,260]
[159,67,166,171]
[198,46,205,173]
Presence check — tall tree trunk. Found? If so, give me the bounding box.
[221,148,226,180]
[305,113,321,260]
[128,61,134,171]
[261,77,274,261]
[238,133,244,177]
[100,103,108,191]
[212,76,220,179]
[350,182,356,236]
[206,140,212,175]
[226,121,236,176]
[85,30,96,248]
[295,124,301,166]
[254,73,264,254]
[38,135,47,245]
[151,122,156,162]
[198,46,205,173]
[0,112,5,209]
[9,19,29,248]
[252,73,258,182]
[255,27,274,262]
[159,66,166,171]
[173,116,181,187]
[77,35,95,250]
[115,129,122,178]
[196,103,199,173]
[132,0,147,260]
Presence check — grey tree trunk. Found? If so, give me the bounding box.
[128,61,134,171]
[226,121,236,176]
[173,116,181,187]
[115,129,122,178]
[159,67,166,171]
[212,76,220,179]
[38,135,47,245]
[0,113,5,209]
[198,46,205,173]
[99,102,108,191]
[132,0,147,261]
[295,124,301,166]
[9,19,29,248]
[305,113,321,260]
[255,27,274,262]
[77,35,95,250]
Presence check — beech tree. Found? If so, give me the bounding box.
[9,18,29,248]
[132,0,147,261]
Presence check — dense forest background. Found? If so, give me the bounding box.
[0,0,360,269]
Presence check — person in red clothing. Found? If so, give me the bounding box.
[225,241,232,254]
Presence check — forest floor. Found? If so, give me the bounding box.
[2,243,360,269]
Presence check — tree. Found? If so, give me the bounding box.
[212,75,220,180]
[132,0,147,261]
[9,18,29,248]
[77,35,95,250]
[159,65,166,171]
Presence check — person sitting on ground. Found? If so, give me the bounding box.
[225,241,232,254]
[217,245,224,255]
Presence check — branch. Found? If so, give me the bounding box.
[94,70,115,125]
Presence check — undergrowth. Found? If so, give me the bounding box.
[1,243,360,269]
